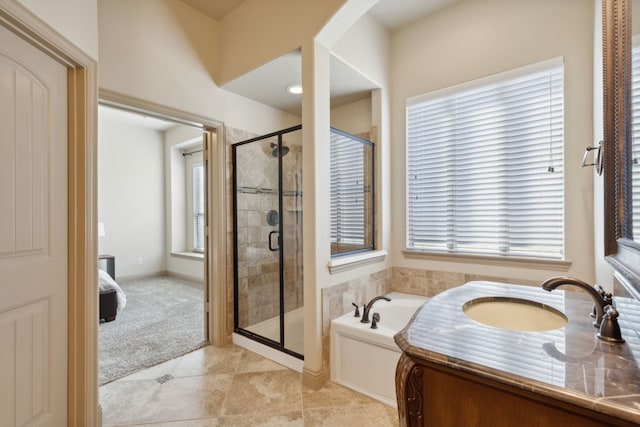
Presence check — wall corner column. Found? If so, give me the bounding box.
[301,38,331,389]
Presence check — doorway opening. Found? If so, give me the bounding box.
[97,103,210,385]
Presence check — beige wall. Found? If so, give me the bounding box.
[299,9,391,381]
[98,114,166,279]
[98,0,218,115]
[331,13,389,88]
[314,9,391,290]
[17,0,98,59]
[330,97,372,135]
[390,0,595,284]
[218,0,346,85]
[97,0,300,134]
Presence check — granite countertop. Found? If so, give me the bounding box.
[394,281,640,424]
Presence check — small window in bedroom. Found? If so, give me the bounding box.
[192,163,205,252]
[406,58,564,259]
[185,149,205,253]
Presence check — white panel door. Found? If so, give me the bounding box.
[0,24,68,426]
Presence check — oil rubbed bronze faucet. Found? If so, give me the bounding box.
[361,295,391,323]
[541,276,610,327]
[541,276,624,342]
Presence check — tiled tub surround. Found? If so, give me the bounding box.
[395,281,640,425]
[391,266,540,297]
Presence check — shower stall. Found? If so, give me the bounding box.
[232,125,304,360]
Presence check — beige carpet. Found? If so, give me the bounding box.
[98,275,206,385]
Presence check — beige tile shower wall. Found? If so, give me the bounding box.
[282,144,304,314]
[282,209,304,312]
[236,192,281,327]
[226,126,258,342]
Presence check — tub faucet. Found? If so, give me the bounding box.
[361,295,391,323]
[541,276,611,328]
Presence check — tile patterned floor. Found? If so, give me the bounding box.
[100,344,400,426]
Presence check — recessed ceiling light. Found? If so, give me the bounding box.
[286,84,302,95]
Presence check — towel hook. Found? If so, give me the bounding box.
[581,140,603,176]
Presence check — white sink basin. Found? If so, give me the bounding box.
[462,297,568,332]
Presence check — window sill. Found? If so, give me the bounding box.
[402,249,571,271]
[327,250,387,274]
[171,251,204,261]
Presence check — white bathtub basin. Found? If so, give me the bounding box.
[330,292,428,407]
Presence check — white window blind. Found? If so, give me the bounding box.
[631,44,640,240]
[406,59,564,259]
[330,129,373,251]
[193,163,205,251]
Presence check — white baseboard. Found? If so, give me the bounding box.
[114,270,168,282]
[113,270,203,285]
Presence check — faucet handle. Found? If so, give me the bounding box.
[591,285,614,319]
[351,303,360,318]
[597,305,625,343]
[594,285,613,302]
[371,312,380,329]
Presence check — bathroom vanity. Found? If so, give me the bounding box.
[394,281,640,427]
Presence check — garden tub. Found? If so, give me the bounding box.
[330,292,428,407]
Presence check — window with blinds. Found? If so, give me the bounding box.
[330,128,374,256]
[193,163,205,252]
[406,59,564,259]
[631,44,640,240]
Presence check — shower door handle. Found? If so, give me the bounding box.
[268,230,280,252]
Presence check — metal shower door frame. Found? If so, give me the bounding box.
[232,124,303,360]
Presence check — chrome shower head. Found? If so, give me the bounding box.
[270,143,289,157]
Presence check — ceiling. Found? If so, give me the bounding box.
[368,0,459,29]
[180,0,244,22]
[222,50,382,116]
[180,0,459,30]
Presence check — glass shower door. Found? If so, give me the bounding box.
[280,127,303,356]
[234,135,283,347]
[233,125,304,359]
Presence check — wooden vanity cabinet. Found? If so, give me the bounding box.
[395,353,635,427]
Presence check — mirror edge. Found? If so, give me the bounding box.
[603,0,640,295]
